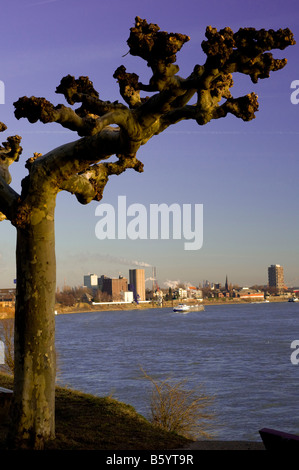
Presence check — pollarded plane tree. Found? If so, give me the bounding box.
[0,17,294,448]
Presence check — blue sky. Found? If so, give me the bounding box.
[0,0,298,289]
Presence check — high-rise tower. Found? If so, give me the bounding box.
[129,269,145,301]
[268,264,284,291]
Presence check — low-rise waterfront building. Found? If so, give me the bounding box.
[187,286,203,299]
[122,291,134,303]
[102,276,128,301]
[234,288,264,300]
[0,288,16,307]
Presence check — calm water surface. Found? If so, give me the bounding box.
[55,302,299,440]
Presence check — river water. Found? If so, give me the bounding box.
[54,301,299,441]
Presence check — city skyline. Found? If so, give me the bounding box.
[82,263,294,294]
[0,0,298,289]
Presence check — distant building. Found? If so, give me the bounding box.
[187,286,203,299]
[129,269,145,301]
[83,274,98,289]
[97,275,109,291]
[102,276,128,301]
[0,288,15,306]
[177,287,187,299]
[268,264,285,291]
[235,288,264,300]
[123,291,134,303]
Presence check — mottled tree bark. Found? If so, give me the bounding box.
[10,193,57,449]
[0,18,294,449]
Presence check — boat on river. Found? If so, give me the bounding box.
[288,297,299,302]
[173,303,205,313]
[173,304,189,312]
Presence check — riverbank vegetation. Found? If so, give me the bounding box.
[141,368,216,439]
[0,372,191,450]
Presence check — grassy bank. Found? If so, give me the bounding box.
[0,373,191,450]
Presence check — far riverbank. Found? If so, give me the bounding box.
[0,295,291,319]
[54,295,292,315]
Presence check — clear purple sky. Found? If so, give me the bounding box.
[0,0,298,289]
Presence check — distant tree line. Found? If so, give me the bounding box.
[55,286,114,306]
[55,286,91,307]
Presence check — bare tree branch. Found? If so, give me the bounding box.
[0,175,19,221]
[0,135,22,183]
[127,16,190,92]
[0,135,22,221]
[60,155,144,204]
[213,92,259,121]
[10,17,296,208]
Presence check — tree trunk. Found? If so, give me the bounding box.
[9,196,57,449]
